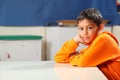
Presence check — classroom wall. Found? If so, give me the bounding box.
[0,26,120,60]
[0,0,119,26]
[0,0,119,60]
[0,26,45,35]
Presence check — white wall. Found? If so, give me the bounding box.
[0,26,45,35]
[0,25,119,61]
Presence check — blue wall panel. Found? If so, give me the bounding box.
[0,0,44,26]
[0,0,119,26]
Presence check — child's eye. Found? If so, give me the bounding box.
[79,27,84,30]
[88,27,93,30]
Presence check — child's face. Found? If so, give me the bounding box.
[77,19,100,44]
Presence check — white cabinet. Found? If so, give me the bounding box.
[46,27,86,60]
[0,35,42,61]
[46,26,112,60]
[112,26,120,43]
[46,27,61,60]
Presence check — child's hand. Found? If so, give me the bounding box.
[73,33,87,45]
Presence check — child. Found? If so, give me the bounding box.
[54,8,120,80]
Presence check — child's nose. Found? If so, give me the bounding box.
[83,29,88,35]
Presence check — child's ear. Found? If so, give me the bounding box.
[99,24,104,31]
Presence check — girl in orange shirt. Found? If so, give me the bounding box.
[54,8,120,80]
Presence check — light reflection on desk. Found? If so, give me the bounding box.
[0,61,107,80]
[54,63,107,80]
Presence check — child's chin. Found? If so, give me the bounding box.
[84,41,91,46]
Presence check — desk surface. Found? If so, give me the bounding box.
[0,61,107,80]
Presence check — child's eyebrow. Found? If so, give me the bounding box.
[78,26,84,28]
[86,23,97,26]
[78,24,94,27]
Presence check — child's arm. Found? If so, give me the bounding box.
[54,39,79,63]
[70,33,120,67]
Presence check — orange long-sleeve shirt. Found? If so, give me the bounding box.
[54,31,120,80]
